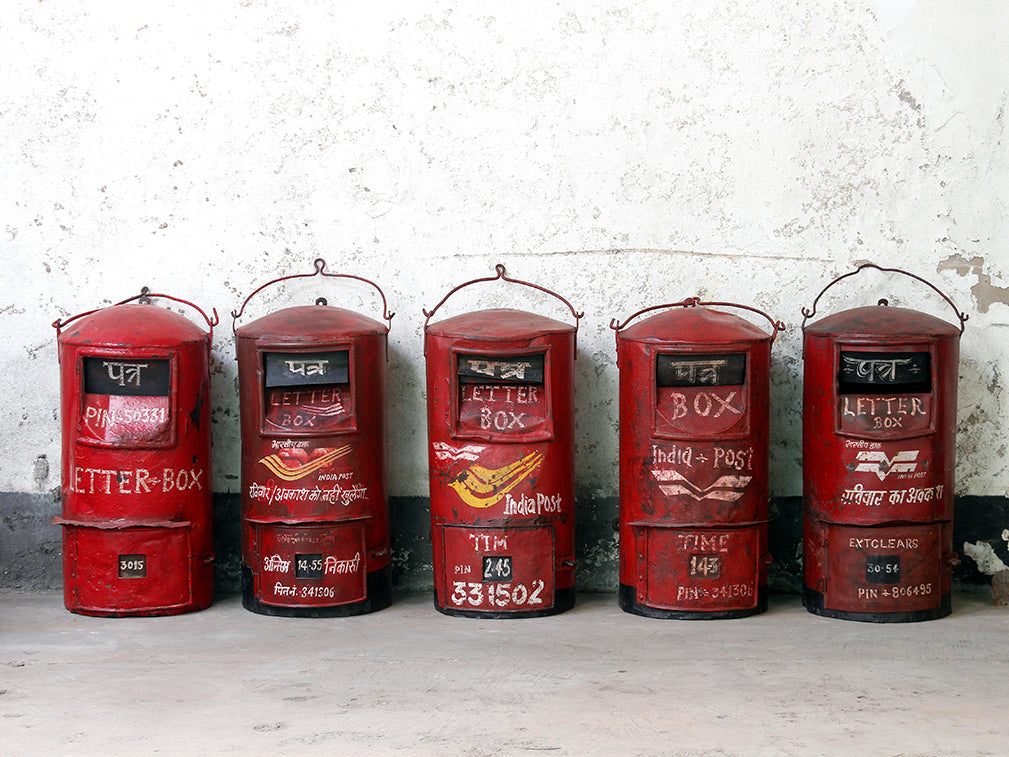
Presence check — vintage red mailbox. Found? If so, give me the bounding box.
[613,298,783,618]
[52,288,216,616]
[424,264,581,617]
[233,259,393,616]
[802,264,967,621]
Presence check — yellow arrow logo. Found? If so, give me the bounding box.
[448,451,544,509]
[258,445,352,481]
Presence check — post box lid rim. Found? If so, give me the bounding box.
[617,305,773,343]
[235,305,388,338]
[426,307,576,337]
[57,302,209,346]
[803,305,961,337]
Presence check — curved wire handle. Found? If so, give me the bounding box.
[53,286,219,339]
[422,263,584,332]
[231,258,394,332]
[610,297,785,342]
[801,262,968,333]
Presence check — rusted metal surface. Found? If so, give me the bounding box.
[424,266,579,617]
[232,258,394,327]
[422,263,583,337]
[53,295,216,616]
[801,262,968,333]
[234,262,392,616]
[802,266,963,621]
[992,569,1009,607]
[614,301,779,618]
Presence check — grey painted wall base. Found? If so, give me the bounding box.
[3,491,1007,595]
[0,490,63,590]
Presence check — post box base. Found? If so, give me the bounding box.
[240,563,392,617]
[434,586,575,619]
[58,523,214,617]
[618,583,767,619]
[65,600,211,618]
[802,585,951,622]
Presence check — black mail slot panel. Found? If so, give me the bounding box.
[83,357,170,397]
[838,351,931,394]
[264,351,350,388]
[457,354,545,384]
[656,353,746,387]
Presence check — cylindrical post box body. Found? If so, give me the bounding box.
[55,303,214,616]
[803,305,960,621]
[426,309,576,617]
[616,305,773,618]
[236,304,391,616]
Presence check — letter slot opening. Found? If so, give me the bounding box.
[80,356,172,446]
[457,353,548,436]
[263,350,353,433]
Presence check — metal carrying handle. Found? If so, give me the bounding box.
[801,262,968,333]
[610,297,786,342]
[231,258,394,332]
[422,263,584,332]
[53,287,219,339]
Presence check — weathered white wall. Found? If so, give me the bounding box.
[3,0,1007,511]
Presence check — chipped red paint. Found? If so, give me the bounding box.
[236,303,391,616]
[54,301,214,616]
[615,303,778,618]
[426,308,577,617]
[803,304,961,621]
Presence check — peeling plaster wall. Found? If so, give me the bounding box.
[2,0,1007,591]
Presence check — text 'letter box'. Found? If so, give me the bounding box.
[234,260,393,617]
[802,264,967,622]
[613,298,783,618]
[424,264,582,617]
[53,289,217,616]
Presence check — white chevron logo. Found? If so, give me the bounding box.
[650,469,752,502]
[433,442,486,462]
[854,450,919,481]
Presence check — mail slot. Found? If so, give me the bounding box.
[234,259,393,616]
[802,264,967,621]
[613,297,783,618]
[52,288,217,616]
[424,264,582,617]
[457,353,549,437]
[262,349,351,432]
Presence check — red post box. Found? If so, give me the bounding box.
[52,288,217,616]
[802,264,968,621]
[613,298,783,618]
[233,259,393,616]
[424,264,582,617]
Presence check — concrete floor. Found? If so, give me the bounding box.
[1,591,1006,756]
